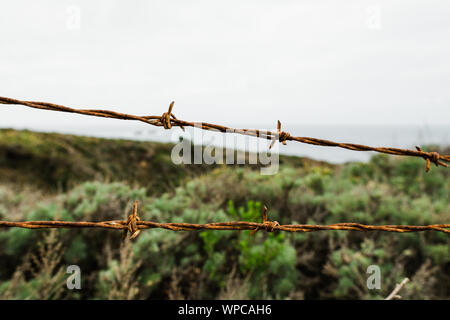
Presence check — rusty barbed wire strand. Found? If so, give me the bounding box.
[0,203,448,238]
[0,95,448,172]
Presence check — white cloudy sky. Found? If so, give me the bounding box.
[0,0,449,131]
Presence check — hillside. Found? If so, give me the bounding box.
[0,129,326,194]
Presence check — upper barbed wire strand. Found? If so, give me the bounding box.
[0,95,449,172]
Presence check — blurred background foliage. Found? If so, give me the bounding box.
[0,129,448,299]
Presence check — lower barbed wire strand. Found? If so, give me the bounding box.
[0,220,448,234]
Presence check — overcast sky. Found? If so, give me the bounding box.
[0,0,449,131]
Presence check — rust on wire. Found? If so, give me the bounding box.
[122,200,141,240]
[250,205,280,235]
[0,203,448,235]
[0,95,448,172]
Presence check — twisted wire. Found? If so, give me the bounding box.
[0,204,448,237]
[1,95,448,172]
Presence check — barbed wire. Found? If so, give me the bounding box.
[0,97,448,239]
[0,203,448,239]
[1,95,449,172]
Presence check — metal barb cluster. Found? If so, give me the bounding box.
[1,95,449,172]
[250,206,280,235]
[0,203,448,236]
[122,200,141,240]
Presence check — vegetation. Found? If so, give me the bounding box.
[0,129,448,299]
